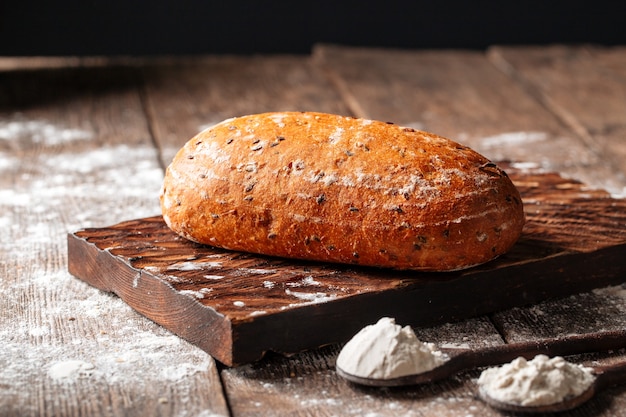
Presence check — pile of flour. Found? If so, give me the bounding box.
[478,354,596,407]
[336,317,448,379]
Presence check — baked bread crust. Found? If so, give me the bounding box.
[160,112,525,271]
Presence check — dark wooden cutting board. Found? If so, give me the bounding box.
[67,165,626,366]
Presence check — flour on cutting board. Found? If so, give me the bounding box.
[285,289,337,304]
[242,267,278,275]
[167,261,223,271]
[286,276,322,287]
[180,288,214,299]
[204,274,225,280]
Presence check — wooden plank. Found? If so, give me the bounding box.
[67,166,626,367]
[473,45,626,417]
[487,44,626,197]
[493,286,626,343]
[223,323,626,417]
[589,45,626,78]
[6,49,620,417]
[0,64,229,417]
[221,315,504,417]
[313,44,625,198]
[489,286,626,417]
[135,54,519,415]
[140,55,351,167]
[221,339,505,417]
[311,44,626,416]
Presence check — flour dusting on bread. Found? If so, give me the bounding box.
[161,112,524,271]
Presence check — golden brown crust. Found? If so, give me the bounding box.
[160,112,525,271]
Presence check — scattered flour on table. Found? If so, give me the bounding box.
[479,131,548,148]
[439,342,471,350]
[2,308,212,386]
[590,284,626,315]
[336,317,448,379]
[509,161,542,171]
[159,362,208,382]
[48,360,95,381]
[593,283,626,300]
[0,144,162,255]
[473,130,626,199]
[478,354,595,407]
[195,412,230,417]
[0,118,93,146]
[1,136,218,413]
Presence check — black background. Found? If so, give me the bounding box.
[2,0,625,56]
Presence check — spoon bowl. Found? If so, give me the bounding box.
[336,350,466,387]
[336,329,626,387]
[336,329,626,413]
[478,383,597,413]
[478,361,626,413]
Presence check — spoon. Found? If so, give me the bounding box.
[478,361,626,413]
[336,328,626,387]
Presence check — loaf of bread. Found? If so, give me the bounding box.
[160,112,524,271]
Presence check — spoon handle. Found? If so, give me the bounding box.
[594,361,626,390]
[460,329,626,369]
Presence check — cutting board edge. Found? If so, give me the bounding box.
[66,225,626,367]
[226,241,626,364]
[67,232,239,366]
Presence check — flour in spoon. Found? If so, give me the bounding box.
[336,317,448,379]
[478,354,595,407]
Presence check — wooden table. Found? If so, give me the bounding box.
[1,44,626,417]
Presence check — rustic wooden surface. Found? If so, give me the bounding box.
[1,44,626,416]
[66,166,626,366]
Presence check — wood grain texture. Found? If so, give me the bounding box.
[487,44,626,197]
[221,317,507,417]
[314,44,625,198]
[0,64,228,417]
[221,345,500,417]
[4,48,626,417]
[490,287,626,417]
[67,166,626,366]
[140,55,352,167]
[590,45,626,79]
